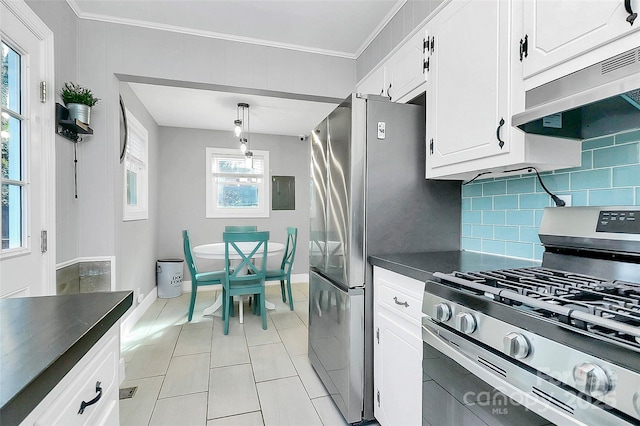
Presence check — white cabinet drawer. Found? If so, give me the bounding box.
[374,267,425,324]
[34,333,119,426]
[377,282,423,323]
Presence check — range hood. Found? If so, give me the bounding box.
[512,47,640,140]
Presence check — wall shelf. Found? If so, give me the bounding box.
[56,103,93,143]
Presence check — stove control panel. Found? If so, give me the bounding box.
[596,210,640,234]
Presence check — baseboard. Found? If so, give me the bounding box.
[120,286,157,339]
[181,273,308,293]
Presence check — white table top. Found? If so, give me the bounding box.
[193,242,284,260]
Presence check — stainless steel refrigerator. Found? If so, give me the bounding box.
[308,93,461,423]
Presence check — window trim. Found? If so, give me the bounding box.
[205,147,270,219]
[122,108,148,221]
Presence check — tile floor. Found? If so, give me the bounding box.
[119,282,350,426]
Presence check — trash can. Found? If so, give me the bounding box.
[157,259,184,298]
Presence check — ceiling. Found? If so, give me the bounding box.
[68,0,402,136]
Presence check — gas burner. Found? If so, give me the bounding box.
[443,267,640,350]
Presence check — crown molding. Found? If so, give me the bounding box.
[354,0,406,58]
[65,0,366,59]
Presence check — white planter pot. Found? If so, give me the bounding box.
[67,103,91,125]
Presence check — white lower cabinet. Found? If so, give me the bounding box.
[20,324,121,426]
[373,267,424,426]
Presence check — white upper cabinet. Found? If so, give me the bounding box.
[357,27,427,102]
[358,65,386,97]
[426,0,510,170]
[521,0,640,81]
[424,0,581,180]
[387,30,428,103]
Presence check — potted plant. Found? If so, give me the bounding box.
[59,82,100,125]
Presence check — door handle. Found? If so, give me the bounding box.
[496,118,505,149]
[78,381,103,414]
[393,296,409,308]
[625,0,637,25]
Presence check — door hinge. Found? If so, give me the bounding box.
[519,35,528,61]
[376,327,379,344]
[41,230,48,253]
[377,390,381,407]
[40,81,47,103]
[423,57,430,73]
[430,36,435,53]
[430,139,434,155]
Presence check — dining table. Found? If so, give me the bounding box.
[192,241,285,323]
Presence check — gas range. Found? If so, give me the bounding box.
[422,207,640,426]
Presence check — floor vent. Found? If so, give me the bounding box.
[119,387,138,400]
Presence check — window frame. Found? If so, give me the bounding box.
[205,147,270,219]
[122,108,148,221]
[1,39,28,256]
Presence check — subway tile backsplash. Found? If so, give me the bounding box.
[461,129,640,261]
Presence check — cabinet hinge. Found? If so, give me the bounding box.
[376,327,379,344]
[430,36,435,53]
[41,230,48,253]
[423,57,430,73]
[40,81,47,103]
[429,139,434,155]
[519,35,528,61]
[423,37,428,53]
[377,390,381,407]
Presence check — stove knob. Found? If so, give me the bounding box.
[573,363,613,397]
[455,312,476,334]
[503,332,530,359]
[433,303,452,322]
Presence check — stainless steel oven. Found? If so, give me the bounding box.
[421,206,640,426]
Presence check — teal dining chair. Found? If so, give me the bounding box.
[265,227,298,310]
[222,230,270,335]
[225,225,257,232]
[182,230,226,322]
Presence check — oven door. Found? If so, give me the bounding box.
[422,316,633,426]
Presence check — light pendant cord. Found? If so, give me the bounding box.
[463,166,565,207]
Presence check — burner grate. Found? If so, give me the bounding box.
[445,267,640,349]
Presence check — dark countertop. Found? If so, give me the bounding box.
[0,291,133,426]
[369,250,541,282]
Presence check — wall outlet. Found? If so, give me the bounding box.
[558,194,572,207]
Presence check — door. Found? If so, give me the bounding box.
[522,0,640,79]
[374,310,422,426]
[310,118,328,272]
[308,270,364,424]
[1,0,54,298]
[387,30,427,102]
[426,0,510,170]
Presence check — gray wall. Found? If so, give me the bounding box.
[157,128,310,275]
[117,83,160,300]
[356,0,445,82]
[24,0,352,302]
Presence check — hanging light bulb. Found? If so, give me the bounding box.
[234,103,251,154]
[245,150,254,169]
[240,138,247,153]
[234,119,243,137]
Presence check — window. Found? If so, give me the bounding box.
[122,109,148,221]
[206,147,270,218]
[1,41,24,251]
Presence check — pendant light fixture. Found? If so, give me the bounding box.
[234,102,253,168]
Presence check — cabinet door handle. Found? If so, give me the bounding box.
[78,381,103,414]
[496,118,505,149]
[386,83,392,100]
[393,296,409,307]
[625,0,637,25]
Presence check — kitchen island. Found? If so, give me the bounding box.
[0,291,133,426]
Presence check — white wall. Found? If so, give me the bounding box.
[157,128,310,276]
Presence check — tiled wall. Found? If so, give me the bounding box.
[461,129,640,261]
